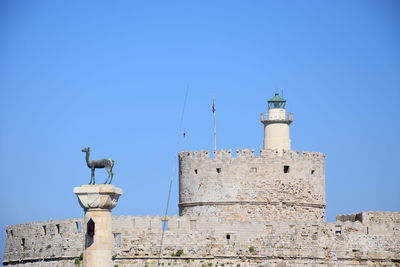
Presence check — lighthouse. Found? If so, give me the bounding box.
[260,93,293,150]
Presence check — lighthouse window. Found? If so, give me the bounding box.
[42,225,47,235]
[216,168,221,173]
[250,167,257,173]
[226,234,231,240]
[284,165,290,173]
[56,224,60,234]
[194,169,198,174]
[311,170,315,175]
[21,238,25,248]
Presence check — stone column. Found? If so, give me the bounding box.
[74,185,123,267]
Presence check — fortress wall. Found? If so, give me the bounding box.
[4,213,400,266]
[110,215,400,259]
[110,215,400,266]
[3,219,83,266]
[179,149,326,222]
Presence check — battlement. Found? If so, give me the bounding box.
[336,211,400,224]
[179,149,325,160]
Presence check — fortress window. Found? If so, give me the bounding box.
[20,238,25,248]
[335,225,342,235]
[216,168,221,173]
[266,225,273,234]
[190,220,196,230]
[42,225,47,235]
[194,169,198,174]
[114,233,122,246]
[10,230,13,237]
[284,165,290,173]
[5,230,8,238]
[250,167,257,173]
[56,224,60,234]
[76,221,82,233]
[226,234,231,240]
[311,170,315,175]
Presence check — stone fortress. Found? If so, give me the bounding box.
[3,94,400,266]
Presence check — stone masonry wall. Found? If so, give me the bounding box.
[4,219,83,266]
[179,149,326,222]
[4,212,400,266]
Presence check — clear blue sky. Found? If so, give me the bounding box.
[1,0,399,260]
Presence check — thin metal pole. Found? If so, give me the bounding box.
[157,84,189,266]
[213,97,217,151]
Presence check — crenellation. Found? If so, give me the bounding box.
[193,150,209,158]
[236,149,255,158]
[301,151,326,159]
[213,149,232,159]
[336,211,400,225]
[282,149,300,158]
[180,149,325,161]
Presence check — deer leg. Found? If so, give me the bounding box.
[104,168,109,184]
[89,170,93,184]
[109,171,114,184]
[91,168,95,185]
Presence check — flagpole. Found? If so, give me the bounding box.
[213,97,217,151]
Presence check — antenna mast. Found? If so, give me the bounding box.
[212,97,217,151]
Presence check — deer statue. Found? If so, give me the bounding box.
[81,147,115,184]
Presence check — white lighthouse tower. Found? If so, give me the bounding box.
[260,93,293,150]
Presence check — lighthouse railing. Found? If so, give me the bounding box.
[260,112,293,122]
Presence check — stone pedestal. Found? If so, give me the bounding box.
[74,185,123,267]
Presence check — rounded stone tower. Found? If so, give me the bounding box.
[178,95,326,222]
[260,93,293,150]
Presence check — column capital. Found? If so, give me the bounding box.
[73,184,123,211]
